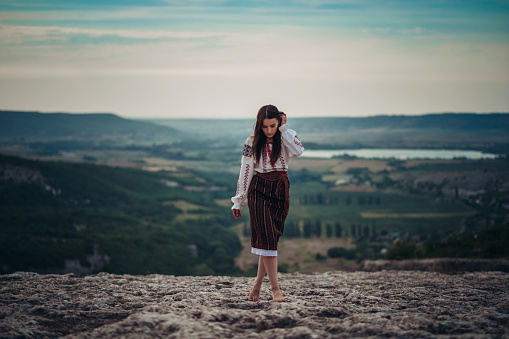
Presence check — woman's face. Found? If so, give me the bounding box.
[261,118,279,139]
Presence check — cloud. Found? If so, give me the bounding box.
[1,14,507,85]
[0,24,222,44]
[1,0,508,117]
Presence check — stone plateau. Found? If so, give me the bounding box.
[1,270,508,338]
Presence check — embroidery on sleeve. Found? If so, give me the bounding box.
[241,164,251,196]
[242,144,253,157]
[294,135,303,148]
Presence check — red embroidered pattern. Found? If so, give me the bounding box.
[294,136,303,148]
[279,154,286,170]
[266,143,275,169]
[241,164,251,196]
[262,149,267,172]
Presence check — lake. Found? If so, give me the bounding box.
[301,149,498,160]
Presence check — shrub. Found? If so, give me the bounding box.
[385,241,424,260]
[327,247,356,260]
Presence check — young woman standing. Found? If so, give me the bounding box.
[232,104,304,302]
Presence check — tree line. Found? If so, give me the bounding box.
[242,220,378,240]
[298,194,381,205]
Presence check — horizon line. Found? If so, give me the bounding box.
[2,109,508,120]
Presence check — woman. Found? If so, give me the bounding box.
[232,104,304,302]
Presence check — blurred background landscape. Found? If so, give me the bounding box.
[1,110,508,276]
[1,0,508,276]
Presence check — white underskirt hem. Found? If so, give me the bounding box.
[251,247,277,257]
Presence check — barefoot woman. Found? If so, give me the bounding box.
[232,105,304,302]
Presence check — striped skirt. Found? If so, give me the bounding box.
[248,171,290,255]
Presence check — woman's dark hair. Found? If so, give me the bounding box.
[253,104,283,166]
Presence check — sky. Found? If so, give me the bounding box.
[0,0,508,119]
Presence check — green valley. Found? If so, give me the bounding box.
[1,110,508,275]
[0,154,241,276]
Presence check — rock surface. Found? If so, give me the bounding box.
[1,270,508,338]
[360,258,509,273]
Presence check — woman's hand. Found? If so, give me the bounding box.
[232,209,242,219]
[281,113,287,125]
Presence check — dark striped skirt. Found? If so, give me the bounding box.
[248,171,290,254]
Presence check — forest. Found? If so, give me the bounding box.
[0,154,241,276]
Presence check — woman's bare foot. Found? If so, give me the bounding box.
[248,285,261,301]
[271,288,286,302]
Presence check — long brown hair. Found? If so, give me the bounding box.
[253,104,283,166]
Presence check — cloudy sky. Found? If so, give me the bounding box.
[0,0,508,118]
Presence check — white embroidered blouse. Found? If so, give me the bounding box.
[231,124,304,210]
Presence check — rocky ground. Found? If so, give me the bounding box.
[360,259,509,273]
[1,270,508,338]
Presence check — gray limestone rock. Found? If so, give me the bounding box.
[360,258,509,272]
[0,271,508,338]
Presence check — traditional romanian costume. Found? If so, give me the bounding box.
[231,124,305,256]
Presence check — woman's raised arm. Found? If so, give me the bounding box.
[279,124,304,159]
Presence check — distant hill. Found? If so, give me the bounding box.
[1,110,507,152]
[290,113,509,133]
[150,113,509,135]
[0,110,181,142]
[149,113,509,152]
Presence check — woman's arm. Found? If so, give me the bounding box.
[279,123,305,159]
[231,138,255,216]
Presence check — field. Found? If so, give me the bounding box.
[290,158,478,232]
[289,188,474,235]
